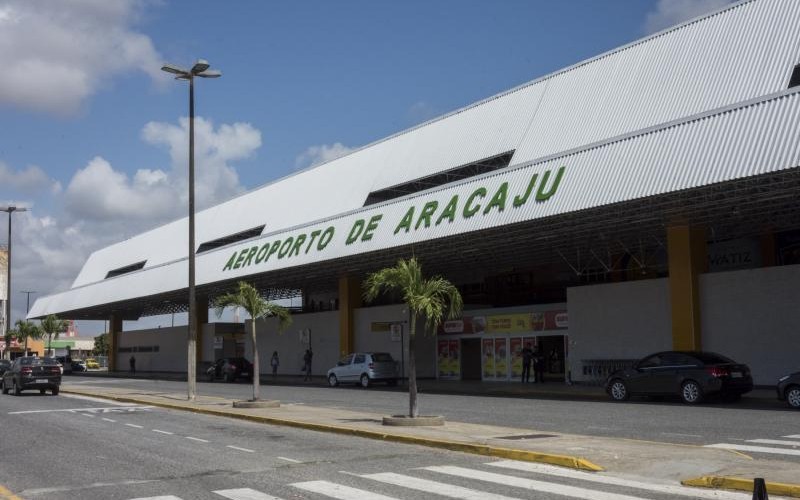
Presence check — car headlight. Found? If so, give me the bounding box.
[778,375,790,382]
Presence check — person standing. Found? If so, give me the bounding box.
[270,351,279,378]
[521,343,534,383]
[129,355,136,375]
[303,348,313,381]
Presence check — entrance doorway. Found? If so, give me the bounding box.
[537,335,566,382]
[461,339,482,380]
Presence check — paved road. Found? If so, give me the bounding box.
[64,377,800,455]
[1,392,760,500]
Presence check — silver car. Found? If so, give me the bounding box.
[327,352,398,388]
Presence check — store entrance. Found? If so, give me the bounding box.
[537,335,566,382]
[461,339,482,380]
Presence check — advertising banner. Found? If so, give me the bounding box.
[448,340,460,378]
[439,316,486,335]
[482,339,494,379]
[437,340,450,379]
[487,314,531,333]
[510,337,523,379]
[494,338,508,378]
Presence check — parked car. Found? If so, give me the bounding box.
[55,356,72,375]
[84,358,100,370]
[1,356,61,395]
[606,351,752,404]
[0,359,11,378]
[327,352,398,388]
[777,372,800,409]
[206,357,253,383]
[71,360,88,372]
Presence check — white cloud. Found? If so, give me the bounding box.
[644,0,734,34]
[295,142,356,170]
[0,162,61,195]
[0,0,164,115]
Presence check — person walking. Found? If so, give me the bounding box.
[303,348,313,381]
[521,343,534,383]
[270,351,279,378]
[129,355,136,376]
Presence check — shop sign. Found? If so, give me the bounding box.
[440,316,485,334]
[213,336,223,349]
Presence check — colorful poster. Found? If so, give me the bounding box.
[437,340,449,378]
[494,338,508,378]
[510,338,523,379]
[448,340,460,377]
[487,314,531,333]
[482,339,494,378]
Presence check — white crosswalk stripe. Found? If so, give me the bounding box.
[423,465,653,500]
[129,496,182,500]
[706,442,800,456]
[486,460,752,499]
[214,488,285,500]
[357,471,523,500]
[291,480,400,500]
[747,438,800,447]
[784,434,800,439]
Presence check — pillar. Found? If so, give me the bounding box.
[195,295,209,365]
[760,232,776,267]
[338,276,362,356]
[666,225,706,351]
[108,314,122,372]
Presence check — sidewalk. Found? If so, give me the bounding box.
[62,380,800,497]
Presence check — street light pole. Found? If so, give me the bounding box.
[161,60,221,401]
[2,206,28,358]
[20,290,36,356]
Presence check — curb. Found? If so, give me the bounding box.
[682,476,800,498]
[62,388,603,472]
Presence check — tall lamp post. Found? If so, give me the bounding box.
[20,290,36,355]
[2,206,28,357]
[161,60,221,401]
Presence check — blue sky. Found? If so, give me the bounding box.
[0,0,733,334]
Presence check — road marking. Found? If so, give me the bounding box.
[276,456,301,463]
[7,405,153,414]
[226,445,255,453]
[61,393,139,405]
[20,479,157,496]
[128,497,182,500]
[706,443,800,456]
[214,487,284,499]
[357,471,523,499]
[784,434,800,439]
[124,423,144,429]
[185,436,209,443]
[80,413,96,418]
[486,460,753,499]
[747,438,800,447]
[102,418,116,423]
[292,481,399,500]
[659,432,702,438]
[424,466,651,500]
[153,429,173,435]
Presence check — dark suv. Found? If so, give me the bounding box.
[606,351,752,404]
[206,357,253,383]
[2,357,62,395]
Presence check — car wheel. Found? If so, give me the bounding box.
[0,380,5,394]
[360,374,370,388]
[786,385,800,409]
[14,381,21,396]
[52,387,59,395]
[328,374,338,387]
[40,389,46,395]
[609,379,629,401]
[680,380,703,404]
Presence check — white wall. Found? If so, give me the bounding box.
[116,326,187,372]
[701,264,800,385]
[353,304,413,377]
[567,279,672,382]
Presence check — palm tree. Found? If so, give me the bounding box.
[213,281,292,401]
[363,257,463,418]
[14,319,42,356]
[40,314,69,357]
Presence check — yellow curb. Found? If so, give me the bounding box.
[0,484,23,500]
[62,388,603,472]
[682,476,800,498]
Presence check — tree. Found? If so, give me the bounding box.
[213,282,292,401]
[40,314,69,357]
[93,333,109,356]
[363,257,463,418]
[13,320,42,356]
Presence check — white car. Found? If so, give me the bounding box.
[327,352,398,388]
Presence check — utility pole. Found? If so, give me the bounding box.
[20,290,35,316]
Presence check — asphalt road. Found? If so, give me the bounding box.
[65,376,799,450]
[0,391,754,500]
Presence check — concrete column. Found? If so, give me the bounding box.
[195,295,209,364]
[108,314,122,372]
[338,276,362,356]
[666,225,706,351]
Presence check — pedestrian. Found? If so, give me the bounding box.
[521,343,533,383]
[303,348,313,381]
[534,345,545,383]
[270,351,279,377]
[129,355,136,375]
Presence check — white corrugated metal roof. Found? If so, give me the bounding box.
[29,88,800,318]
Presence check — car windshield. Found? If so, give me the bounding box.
[691,352,735,364]
[19,357,58,367]
[371,353,394,362]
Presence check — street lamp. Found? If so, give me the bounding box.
[1,206,28,358]
[161,60,221,401]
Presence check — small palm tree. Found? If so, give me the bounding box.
[40,315,68,357]
[213,281,292,401]
[14,320,42,356]
[364,257,463,418]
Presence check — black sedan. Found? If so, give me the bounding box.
[606,351,752,404]
[777,372,800,409]
[0,359,11,378]
[1,357,62,395]
[206,357,253,383]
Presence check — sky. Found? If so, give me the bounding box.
[0,0,735,335]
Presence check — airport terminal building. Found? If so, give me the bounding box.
[30,0,800,385]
